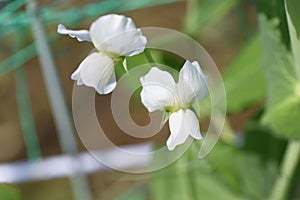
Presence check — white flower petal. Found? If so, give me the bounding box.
[57,24,92,42]
[140,67,178,112]
[73,52,116,94]
[90,14,147,57]
[71,66,84,85]
[167,109,202,150]
[177,60,208,106]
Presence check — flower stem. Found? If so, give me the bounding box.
[144,49,156,67]
[269,140,300,200]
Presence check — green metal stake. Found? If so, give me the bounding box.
[13,31,41,163]
[15,67,42,162]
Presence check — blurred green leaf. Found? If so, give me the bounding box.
[151,136,281,200]
[286,0,300,78]
[259,14,300,139]
[190,144,244,200]
[259,15,296,108]
[243,121,286,163]
[243,121,287,197]
[209,141,277,200]
[151,151,194,200]
[256,0,290,47]
[286,0,300,38]
[194,37,265,116]
[0,185,21,200]
[184,0,237,37]
[263,96,300,139]
[223,37,265,112]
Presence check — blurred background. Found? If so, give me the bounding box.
[0,0,300,199]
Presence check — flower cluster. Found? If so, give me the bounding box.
[58,14,208,150]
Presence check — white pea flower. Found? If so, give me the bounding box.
[140,61,208,150]
[58,14,147,94]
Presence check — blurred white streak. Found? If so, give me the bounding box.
[0,143,153,183]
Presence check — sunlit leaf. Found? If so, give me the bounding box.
[263,96,300,139]
[259,14,300,139]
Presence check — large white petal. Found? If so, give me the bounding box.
[72,52,116,94]
[140,67,178,112]
[178,60,208,106]
[90,14,147,57]
[167,109,202,150]
[57,24,92,42]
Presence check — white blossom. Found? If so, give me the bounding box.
[140,61,208,150]
[58,14,147,94]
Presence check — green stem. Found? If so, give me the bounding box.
[144,49,156,67]
[269,140,300,200]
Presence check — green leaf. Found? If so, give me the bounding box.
[243,121,287,198]
[223,37,265,112]
[0,185,21,200]
[263,96,300,139]
[285,0,300,80]
[151,137,280,200]
[243,121,287,163]
[259,14,300,139]
[151,151,194,200]
[259,15,297,108]
[285,0,300,38]
[197,37,265,116]
[196,144,244,200]
[256,0,290,47]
